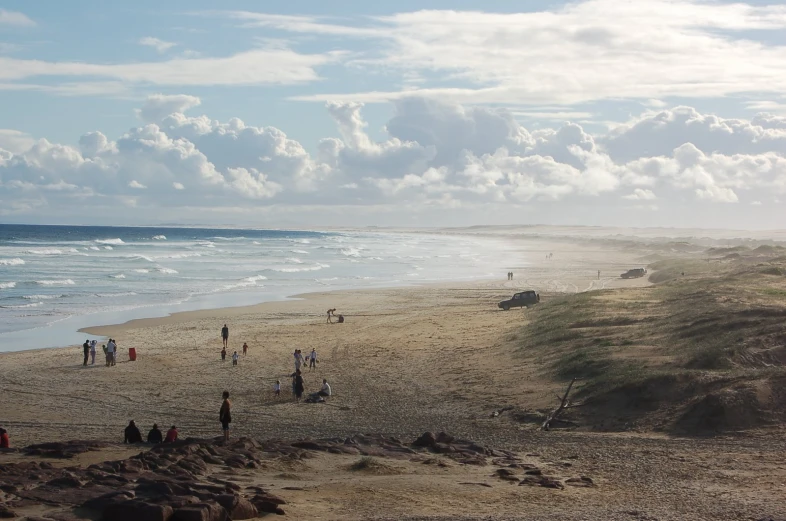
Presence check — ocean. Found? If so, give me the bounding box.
[0,224,512,352]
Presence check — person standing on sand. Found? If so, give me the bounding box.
[89,340,97,365]
[294,349,303,372]
[219,391,232,442]
[309,348,317,371]
[105,340,115,367]
[0,427,9,448]
[242,342,248,356]
[292,369,305,402]
[221,347,226,361]
[221,324,229,348]
[274,380,281,398]
[82,340,90,366]
[232,351,239,366]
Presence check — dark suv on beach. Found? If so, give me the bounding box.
[498,290,540,311]
[621,268,647,279]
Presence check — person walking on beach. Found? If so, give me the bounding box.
[309,348,317,371]
[147,423,163,444]
[232,351,239,366]
[221,347,226,361]
[327,308,336,323]
[89,340,97,365]
[123,420,142,444]
[82,340,90,366]
[219,391,232,442]
[221,324,229,348]
[274,380,281,398]
[242,342,248,356]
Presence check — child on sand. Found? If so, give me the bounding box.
[242,342,248,355]
[274,380,281,398]
[232,351,239,366]
[221,347,226,361]
[0,427,9,448]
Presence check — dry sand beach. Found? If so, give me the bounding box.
[2,235,786,520]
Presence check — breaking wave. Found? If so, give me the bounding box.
[0,258,25,266]
[95,238,125,245]
[35,279,76,286]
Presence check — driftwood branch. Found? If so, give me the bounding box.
[541,378,578,431]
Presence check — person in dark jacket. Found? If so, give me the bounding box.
[82,340,90,366]
[0,427,9,448]
[123,420,142,444]
[147,423,163,444]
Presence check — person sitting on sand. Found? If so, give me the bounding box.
[242,342,248,355]
[164,425,178,443]
[219,391,232,442]
[274,380,281,398]
[319,379,331,398]
[221,347,226,361]
[123,420,142,444]
[232,351,239,366]
[147,423,163,444]
[336,314,344,324]
[0,427,9,448]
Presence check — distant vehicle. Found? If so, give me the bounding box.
[621,268,647,279]
[498,290,540,311]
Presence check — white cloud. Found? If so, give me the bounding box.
[1,97,784,226]
[0,9,35,27]
[137,94,202,122]
[280,1,786,106]
[0,48,343,94]
[623,188,657,200]
[139,37,177,53]
[0,129,35,154]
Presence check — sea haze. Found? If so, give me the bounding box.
[0,224,511,352]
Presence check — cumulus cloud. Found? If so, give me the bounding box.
[1,95,785,226]
[137,94,202,123]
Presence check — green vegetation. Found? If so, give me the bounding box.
[517,255,786,433]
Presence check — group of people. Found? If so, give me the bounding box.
[221,342,248,365]
[124,420,179,444]
[506,272,514,280]
[293,348,318,371]
[122,390,233,444]
[81,338,118,367]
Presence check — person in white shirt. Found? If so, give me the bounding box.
[89,340,97,365]
[309,349,317,371]
[273,380,281,398]
[318,379,331,398]
[232,351,239,366]
[105,340,116,367]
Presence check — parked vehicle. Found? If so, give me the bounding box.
[498,290,540,310]
[621,268,647,279]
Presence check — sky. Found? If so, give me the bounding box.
[1,0,785,229]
